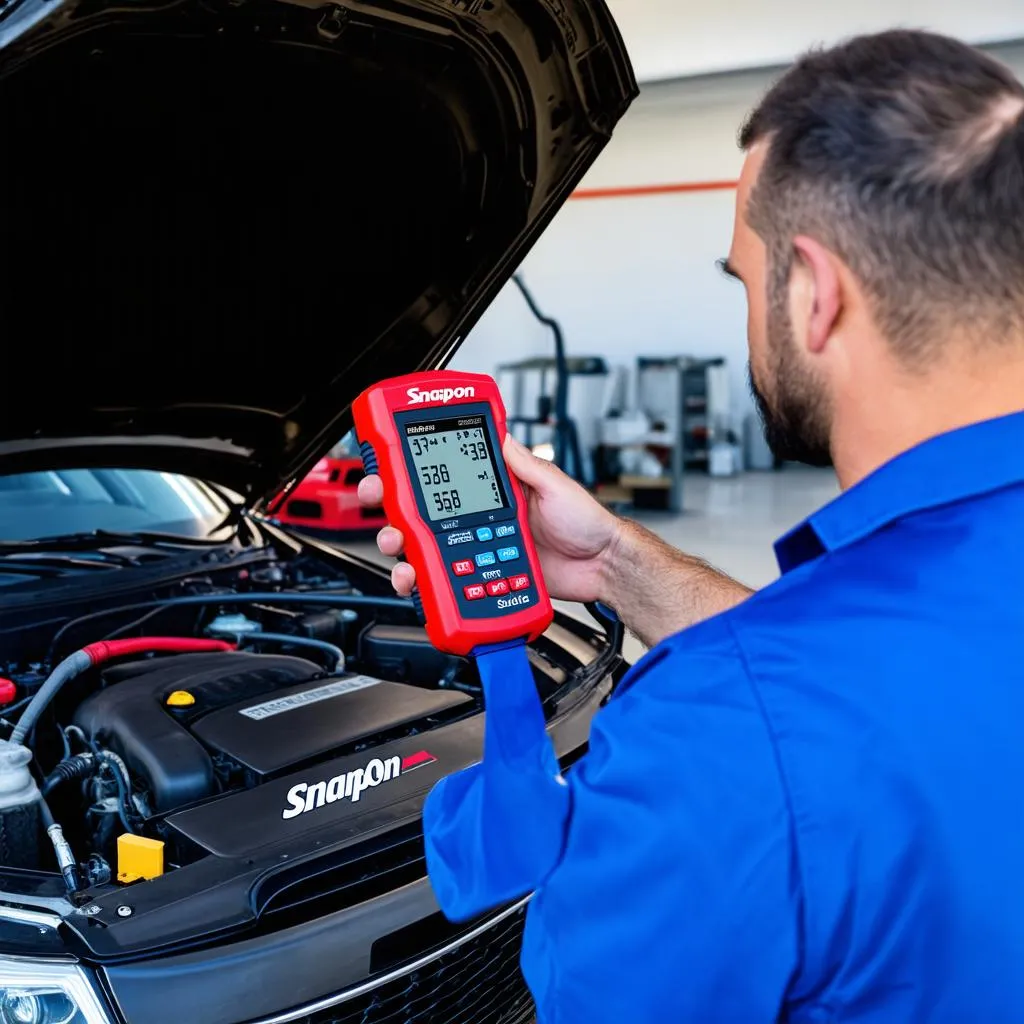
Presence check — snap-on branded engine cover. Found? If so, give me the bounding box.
[72,651,471,813]
[164,724,477,858]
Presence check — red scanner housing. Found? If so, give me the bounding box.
[352,371,553,656]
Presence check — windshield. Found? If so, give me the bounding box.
[0,470,234,542]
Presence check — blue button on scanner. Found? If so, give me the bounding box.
[497,546,520,563]
[476,527,494,542]
[495,524,517,539]
[476,551,497,567]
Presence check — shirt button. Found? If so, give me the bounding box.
[486,579,511,597]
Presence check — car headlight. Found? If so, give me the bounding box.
[0,961,112,1024]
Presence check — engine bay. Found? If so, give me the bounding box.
[0,524,604,931]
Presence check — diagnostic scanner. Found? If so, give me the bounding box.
[352,371,553,657]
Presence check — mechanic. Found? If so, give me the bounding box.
[359,30,1024,1023]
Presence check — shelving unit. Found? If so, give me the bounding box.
[495,356,609,486]
[595,356,730,513]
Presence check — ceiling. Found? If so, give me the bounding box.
[608,0,1024,82]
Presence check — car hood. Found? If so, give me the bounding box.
[0,0,636,508]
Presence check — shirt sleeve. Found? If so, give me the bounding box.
[423,619,801,1023]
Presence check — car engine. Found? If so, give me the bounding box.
[0,532,578,899]
[67,650,472,866]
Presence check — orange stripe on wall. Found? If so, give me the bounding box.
[569,179,738,200]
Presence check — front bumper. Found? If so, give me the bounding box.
[101,882,533,1024]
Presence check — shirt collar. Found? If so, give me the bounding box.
[775,411,1024,575]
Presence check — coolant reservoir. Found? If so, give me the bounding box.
[207,613,262,636]
[0,740,42,869]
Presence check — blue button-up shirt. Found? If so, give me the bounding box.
[423,412,1024,1023]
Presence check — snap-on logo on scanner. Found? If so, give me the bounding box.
[407,386,476,405]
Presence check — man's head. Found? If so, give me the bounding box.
[727,30,1024,468]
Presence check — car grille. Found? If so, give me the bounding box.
[280,907,533,1024]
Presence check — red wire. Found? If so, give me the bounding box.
[81,637,236,666]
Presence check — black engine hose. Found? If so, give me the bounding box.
[42,753,98,797]
[46,591,412,664]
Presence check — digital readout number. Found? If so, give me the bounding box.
[409,427,502,520]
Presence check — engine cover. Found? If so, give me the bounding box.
[73,651,471,813]
[191,674,471,777]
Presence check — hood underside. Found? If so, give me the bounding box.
[0,0,635,506]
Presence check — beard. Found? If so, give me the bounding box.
[748,268,833,467]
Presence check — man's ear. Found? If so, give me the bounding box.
[792,235,842,354]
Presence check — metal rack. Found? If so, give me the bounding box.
[495,356,609,487]
[596,356,729,513]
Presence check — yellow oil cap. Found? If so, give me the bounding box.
[117,834,164,884]
[166,690,195,708]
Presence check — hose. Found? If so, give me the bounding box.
[221,631,344,673]
[42,753,97,797]
[10,649,91,745]
[96,752,135,834]
[63,724,96,753]
[12,638,234,746]
[46,592,411,663]
[37,795,55,829]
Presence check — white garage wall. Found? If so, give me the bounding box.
[451,40,1024,428]
[608,0,1024,82]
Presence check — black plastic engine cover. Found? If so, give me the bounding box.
[357,623,462,684]
[191,675,471,777]
[73,652,322,813]
[74,651,321,811]
[73,650,472,816]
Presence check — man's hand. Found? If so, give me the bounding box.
[357,435,621,604]
[357,435,753,647]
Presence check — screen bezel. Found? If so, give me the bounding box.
[393,402,518,535]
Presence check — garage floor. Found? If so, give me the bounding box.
[349,466,838,665]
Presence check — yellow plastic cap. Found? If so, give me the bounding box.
[117,834,164,884]
[165,690,195,707]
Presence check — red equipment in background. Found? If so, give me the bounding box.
[272,434,385,536]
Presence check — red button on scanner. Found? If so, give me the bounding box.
[508,574,531,592]
[463,584,487,601]
[486,579,511,597]
[452,559,475,577]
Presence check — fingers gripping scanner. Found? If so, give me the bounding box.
[352,371,553,657]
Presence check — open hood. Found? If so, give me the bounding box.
[0,0,635,507]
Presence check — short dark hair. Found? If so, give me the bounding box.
[741,30,1024,359]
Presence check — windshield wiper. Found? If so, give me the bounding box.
[0,530,234,557]
[0,556,124,578]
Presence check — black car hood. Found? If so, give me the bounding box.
[0,0,635,507]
